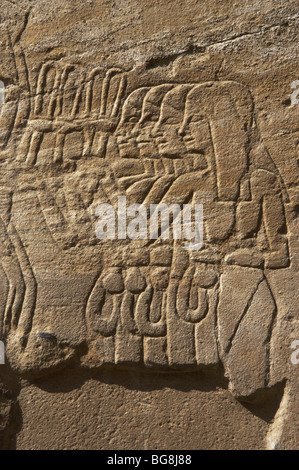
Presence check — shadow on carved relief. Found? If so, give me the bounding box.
[0,47,296,448]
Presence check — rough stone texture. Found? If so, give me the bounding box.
[0,0,298,450]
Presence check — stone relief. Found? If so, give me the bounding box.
[0,57,292,410]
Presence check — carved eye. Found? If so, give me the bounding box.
[0,81,5,104]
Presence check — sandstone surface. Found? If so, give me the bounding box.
[0,0,298,450]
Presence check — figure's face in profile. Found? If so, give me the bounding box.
[179,113,207,153]
[117,133,139,159]
[135,120,159,159]
[116,109,140,159]
[152,117,186,158]
[179,112,211,170]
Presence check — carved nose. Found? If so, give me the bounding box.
[178,124,186,137]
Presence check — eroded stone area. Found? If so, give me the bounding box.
[0,0,297,450]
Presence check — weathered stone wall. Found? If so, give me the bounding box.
[0,0,298,450]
